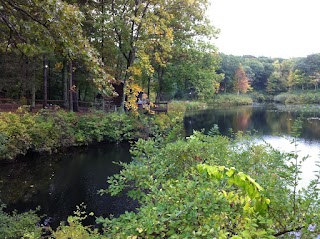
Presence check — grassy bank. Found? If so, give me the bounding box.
[209,94,253,105]
[274,91,320,104]
[168,94,253,113]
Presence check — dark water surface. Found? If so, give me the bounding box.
[0,143,133,227]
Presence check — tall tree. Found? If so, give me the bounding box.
[97,0,217,109]
[266,60,287,94]
[164,42,223,100]
[218,54,241,93]
[233,64,251,95]
[0,0,114,100]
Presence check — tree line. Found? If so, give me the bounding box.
[219,53,320,95]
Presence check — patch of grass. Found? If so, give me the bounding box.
[274,91,320,104]
[209,94,253,106]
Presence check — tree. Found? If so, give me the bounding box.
[310,72,320,91]
[292,69,307,91]
[233,64,251,95]
[266,60,287,94]
[95,0,218,109]
[295,53,320,77]
[163,42,223,100]
[0,0,114,104]
[218,54,241,93]
[242,57,273,91]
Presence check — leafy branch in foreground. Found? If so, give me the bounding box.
[98,132,320,238]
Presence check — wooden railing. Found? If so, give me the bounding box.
[0,98,117,112]
[0,98,169,113]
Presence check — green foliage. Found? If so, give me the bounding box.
[0,109,183,160]
[163,42,223,100]
[99,131,320,238]
[249,92,273,102]
[51,204,105,239]
[0,203,41,239]
[74,112,136,144]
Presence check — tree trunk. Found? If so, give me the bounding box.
[25,58,29,102]
[48,60,51,100]
[73,76,79,112]
[63,59,69,109]
[156,66,164,103]
[101,0,105,63]
[147,77,151,99]
[31,62,36,109]
[31,82,35,108]
[69,61,73,112]
[43,54,48,108]
[120,53,135,112]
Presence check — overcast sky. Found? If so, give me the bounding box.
[207,0,320,58]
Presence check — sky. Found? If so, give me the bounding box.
[207,0,320,58]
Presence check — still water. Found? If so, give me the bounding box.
[184,103,320,188]
[0,143,133,227]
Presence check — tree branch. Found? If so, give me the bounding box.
[3,0,49,29]
[274,226,304,237]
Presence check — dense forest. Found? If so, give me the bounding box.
[0,0,223,112]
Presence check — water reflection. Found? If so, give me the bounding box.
[0,143,133,227]
[184,103,320,187]
[184,104,320,140]
[258,136,320,189]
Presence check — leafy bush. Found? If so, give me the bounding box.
[0,109,184,160]
[0,112,33,159]
[52,204,105,239]
[99,131,320,238]
[250,92,267,102]
[0,203,41,238]
[273,93,289,103]
[284,95,300,104]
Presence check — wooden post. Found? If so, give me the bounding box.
[43,54,48,108]
[63,59,69,109]
[69,61,73,112]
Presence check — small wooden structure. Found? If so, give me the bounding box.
[151,102,168,113]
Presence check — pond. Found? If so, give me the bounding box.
[1,103,320,228]
[0,143,134,228]
[184,103,320,188]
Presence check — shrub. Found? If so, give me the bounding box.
[284,95,300,104]
[0,203,41,238]
[0,108,185,160]
[250,92,266,102]
[273,93,288,104]
[100,132,320,238]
